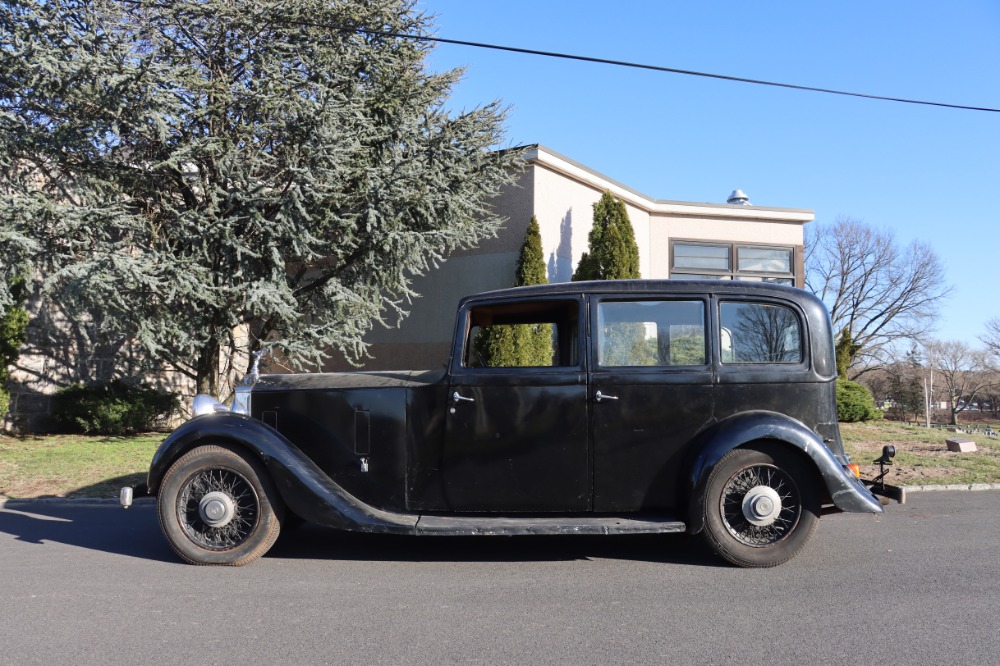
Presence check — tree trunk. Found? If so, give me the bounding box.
[195,338,222,397]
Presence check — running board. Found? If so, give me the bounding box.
[414,515,687,536]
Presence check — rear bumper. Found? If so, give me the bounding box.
[862,478,907,505]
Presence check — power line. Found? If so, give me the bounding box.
[109,4,1000,114]
[305,23,1000,114]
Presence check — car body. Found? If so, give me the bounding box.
[128,280,896,567]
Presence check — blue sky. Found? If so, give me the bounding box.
[418,0,999,347]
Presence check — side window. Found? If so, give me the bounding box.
[720,302,802,364]
[465,300,579,368]
[597,301,706,367]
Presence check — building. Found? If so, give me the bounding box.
[348,144,813,371]
[3,144,813,431]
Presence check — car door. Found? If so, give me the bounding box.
[441,296,590,512]
[589,296,715,513]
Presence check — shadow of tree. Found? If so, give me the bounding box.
[0,502,175,563]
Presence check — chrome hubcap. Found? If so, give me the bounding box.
[742,485,783,526]
[199,491,236,528]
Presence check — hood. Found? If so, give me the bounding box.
[251,369,446,393]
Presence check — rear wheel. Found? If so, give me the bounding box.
[701,446,820,568]
[157,444,284,566]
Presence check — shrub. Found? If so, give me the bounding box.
[52,381,179,434]
[0,276,29,418]
[837,379,883,422]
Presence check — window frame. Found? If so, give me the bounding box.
[670,239,797,285]
[717,299,805,366]
[590,296,711,372]
[451,296,585,375]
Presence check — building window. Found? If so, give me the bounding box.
[670,241,795,285]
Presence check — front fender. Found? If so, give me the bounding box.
[148,414,417,535]
[685,411,882,534]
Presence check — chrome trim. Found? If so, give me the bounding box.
[232,385,252,416]
[192,394,229,418]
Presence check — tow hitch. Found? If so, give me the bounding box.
[862,445,906,505]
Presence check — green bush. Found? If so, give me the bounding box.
[52,381,179,434]
[1,276,30,418]
[837,380,883,422]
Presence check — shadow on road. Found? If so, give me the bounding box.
[0,502,728,568]
[0,502,176,563]
[269,523,727,568]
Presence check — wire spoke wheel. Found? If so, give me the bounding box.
[702,445,820,568]
[720,463,800,547]
[158,444,283,566]
[177,467,260,551]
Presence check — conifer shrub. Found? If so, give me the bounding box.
[0,277,29,418]
[52,381,179,434]
[836,379,883,422]
[572,191,640,281]
[477,216,554,367]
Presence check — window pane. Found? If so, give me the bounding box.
[598,301,706,366]
[673,244,730,271]
[465,300,579,368]
[738,247,792,274]
[673,273,731,280]
[720,302,802,363]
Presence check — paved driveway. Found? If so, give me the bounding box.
[1,491,998,665]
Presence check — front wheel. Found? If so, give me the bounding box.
[157,444,284,566]
[701,445,820,568]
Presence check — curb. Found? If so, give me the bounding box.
[902,483,1000,492]
[4,485,1000,509]
[0,497,156,509]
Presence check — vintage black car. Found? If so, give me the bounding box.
[124,280,899,567]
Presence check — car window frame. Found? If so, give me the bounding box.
[588,295,712,376]
[449,295,587,377]
[712,295,814,384]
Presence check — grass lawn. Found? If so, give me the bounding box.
[1,421,999,499]
[0,433,164,498]
[841,420,1000,486]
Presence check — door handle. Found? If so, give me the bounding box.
[595,390,618,403]
[452,391,475,404]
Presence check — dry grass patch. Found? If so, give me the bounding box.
[0,433,163,498]
[841,421,1000,486]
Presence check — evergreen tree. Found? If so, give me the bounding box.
[0,278,29,417]
[0,0,519,396]
[572,191,640,281]
[477,216,553,367]
[835,329,861,380]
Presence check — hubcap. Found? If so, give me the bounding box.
[741,485,782,526]
[720,462,801,547]
[199,491,236,528]
[177,467,260,551]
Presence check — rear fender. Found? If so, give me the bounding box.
[148,414,417,534]
[685,411,882,534]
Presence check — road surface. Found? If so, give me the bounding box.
[1,491,998,665]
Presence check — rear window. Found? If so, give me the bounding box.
[719,302,802,364]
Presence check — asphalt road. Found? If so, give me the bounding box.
[1,492,998,665]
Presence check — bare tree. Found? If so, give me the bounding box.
[983,318,1000,361]
[925,340,996,425]
[805,217,951,377]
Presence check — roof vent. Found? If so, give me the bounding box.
[727,189,751,206]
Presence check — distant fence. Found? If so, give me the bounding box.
[921,423,998,439]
